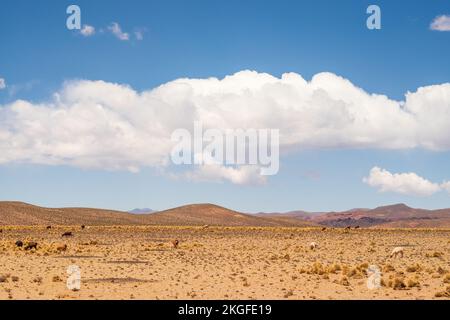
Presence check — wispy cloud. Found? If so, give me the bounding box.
[80,24,95,37]
[430,15,450,31]
[441,181,450,194]
[78,23,144,42]
[108,22,129,41]
[6,80,39,97]
[134,30,144,41]
[0,77,5,90]
[364,167,447,197]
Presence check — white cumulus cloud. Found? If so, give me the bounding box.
[430,15,450,31]
[108,22,129,41]
[363,167,442,196]
[185,165,267,185]
[1,70,450,185]
[80,24,95,37]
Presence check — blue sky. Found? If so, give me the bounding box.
[0,0,449,212]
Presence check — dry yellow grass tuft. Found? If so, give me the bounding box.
[406,278,420,288]
[327,263,342,274]
[443,274,450,284]
[339,276,350,286]
[437,267,447,275]
[426,251,444,258]
[383,264,395,272]
[435,286,450,298]
[406,264,422,273]
[391,278,407,290]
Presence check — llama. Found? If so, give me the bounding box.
[56,243,68,252]
[24,242,38,251]
[390,247,404,258]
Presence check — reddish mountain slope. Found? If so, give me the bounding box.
[262,204,450,228]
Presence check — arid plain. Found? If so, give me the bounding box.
[1,225,449,300]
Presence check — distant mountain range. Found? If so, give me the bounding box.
[256,203,450,228]
[128,208,155,214]
[1,201,450,228]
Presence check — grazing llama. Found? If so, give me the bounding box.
[56,243,68,252]
[309,242,318,250]
[390,247,404,258]
[24,242,38,250]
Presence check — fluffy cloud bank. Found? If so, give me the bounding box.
[1,70,450,183]
[430,15,450,31]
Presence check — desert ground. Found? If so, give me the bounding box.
[0,226,449,300]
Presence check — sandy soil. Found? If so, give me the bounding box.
[0,226,449,300]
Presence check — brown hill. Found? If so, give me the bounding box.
[0,201,148,226]
[0,202,315,227]
[145,204,316,227]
